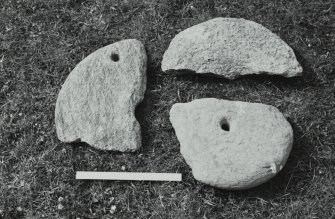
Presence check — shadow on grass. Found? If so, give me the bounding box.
[293,48,319,85]
[168,68,313,90]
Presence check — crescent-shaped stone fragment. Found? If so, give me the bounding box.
[162,18,302,79]
[55,39,147,151]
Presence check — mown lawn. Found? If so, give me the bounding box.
[0,0,334,218]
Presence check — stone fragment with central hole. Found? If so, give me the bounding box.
[169,98,293,190]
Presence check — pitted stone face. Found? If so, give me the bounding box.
[162,17,302,79]
[169,98,293,190]
[55,39,147,151]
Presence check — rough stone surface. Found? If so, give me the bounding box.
[162,17,302,79]
[170,98,293,189]
[55,39,147,151]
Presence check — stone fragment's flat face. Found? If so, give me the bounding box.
[162,18,302,79]
[55,39,146,151]
[170,98,293,189]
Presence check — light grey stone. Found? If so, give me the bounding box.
[162,17,302,79]
[55,39,147,151]
[170,98,293,189]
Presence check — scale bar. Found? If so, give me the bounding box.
[76,171,182,182]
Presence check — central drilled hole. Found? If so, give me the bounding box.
[111,53,119,62]
[220,119,230,131]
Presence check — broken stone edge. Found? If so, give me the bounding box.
[55,39,147,152]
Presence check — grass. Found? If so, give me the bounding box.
[0,0,334,218]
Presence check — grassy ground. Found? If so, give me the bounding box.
[0,0,334,218]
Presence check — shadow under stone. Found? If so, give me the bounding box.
[167,67,311,91]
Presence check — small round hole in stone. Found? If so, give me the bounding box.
[220,119,230,131]
[111,53,119,62]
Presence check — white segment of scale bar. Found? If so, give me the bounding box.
[76,171,182,181]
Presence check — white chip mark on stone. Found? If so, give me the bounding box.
[162,17,302,79]
[270,163,277,174]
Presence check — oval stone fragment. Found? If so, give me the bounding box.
[162,17,302,79]
[55,39,147,151]
[169,98,293,189]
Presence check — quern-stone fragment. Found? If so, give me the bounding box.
[170,98,293,189]
[162,18,302,79]
[55,39,146,151]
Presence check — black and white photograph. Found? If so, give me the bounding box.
[0,0,334,218]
